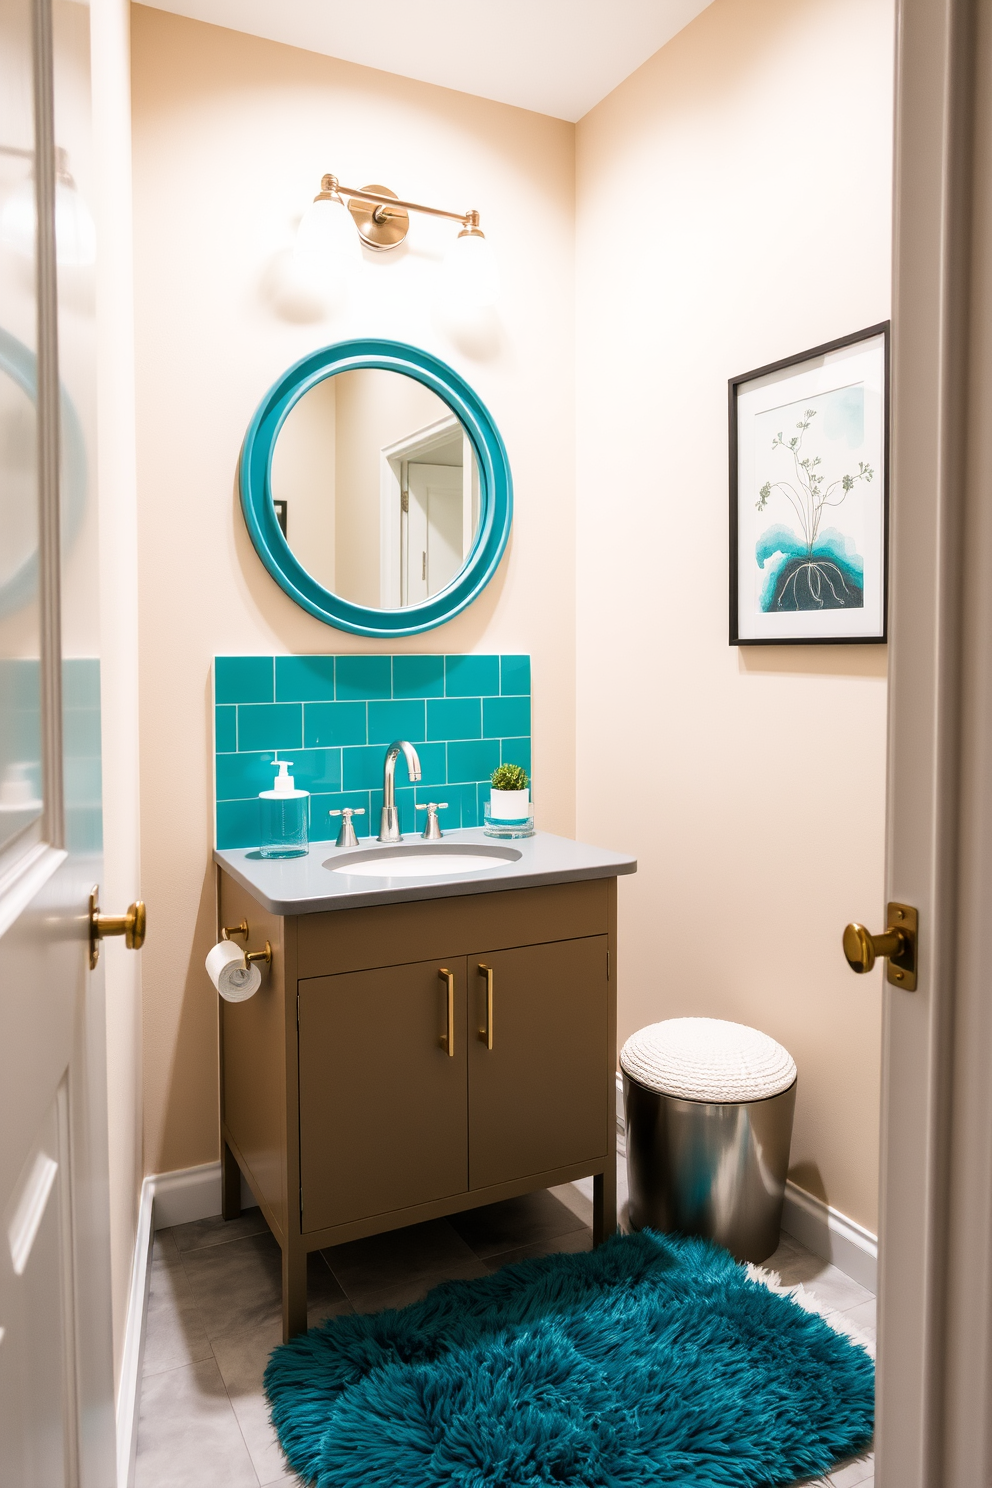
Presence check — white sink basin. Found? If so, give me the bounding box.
[325,843,522,878]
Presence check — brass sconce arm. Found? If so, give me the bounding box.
[320,174,478,228]
[313,174,483,252]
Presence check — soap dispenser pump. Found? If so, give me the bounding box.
[258,755,309,859]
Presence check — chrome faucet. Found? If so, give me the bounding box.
[379,740,421,841]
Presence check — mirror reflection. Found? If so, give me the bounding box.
[271,368,481,610]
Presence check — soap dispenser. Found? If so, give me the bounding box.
[259,756,309,858]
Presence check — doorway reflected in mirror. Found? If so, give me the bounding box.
[271,368,480,610]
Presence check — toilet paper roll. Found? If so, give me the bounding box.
[205,940,261,1002]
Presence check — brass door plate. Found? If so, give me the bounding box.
[886,901,918,990]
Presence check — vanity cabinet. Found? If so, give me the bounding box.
[217,871,619,1340]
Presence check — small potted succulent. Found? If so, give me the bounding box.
[488,762,530,821]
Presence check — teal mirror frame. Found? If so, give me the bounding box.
[0,326,86,620]
[239,338,513,637]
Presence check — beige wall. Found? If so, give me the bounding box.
[130,7,576,1174]
[575,0,893,1229]
[270,375,337,593]
[333,369,446,605]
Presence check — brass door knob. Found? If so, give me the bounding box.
[843,902,917,990]
[89,887,146,969]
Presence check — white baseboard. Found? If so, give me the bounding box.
[115,1161,255,1486]
[115,1175,154,1488]
[781,1180,877,1292]
[614,1073,877,1292]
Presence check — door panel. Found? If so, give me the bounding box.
[467,937,609,1190]
[0,1087,73,1488]
[0,0,116,1482]
[299,957,468,1230]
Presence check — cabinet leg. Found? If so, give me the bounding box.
[221,1140,241,1222]
[593,1160,617,1246]
[282,1243,308,1342]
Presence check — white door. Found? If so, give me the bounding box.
[0,0,120,1482]
[874,0,992,1483]
[406,461,464,601]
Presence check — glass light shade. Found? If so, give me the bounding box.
[55,179,96,266]
[0,176,96,266]
[0,179,35,258]
[443,230,500,311]
[294,196,362,288]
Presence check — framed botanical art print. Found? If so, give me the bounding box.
[729,323,889,644]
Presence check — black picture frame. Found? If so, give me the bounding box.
[729,322,890,646]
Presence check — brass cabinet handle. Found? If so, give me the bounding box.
[439,967,455,1057]
[478,963,493,1050]
[843,901,918,990]
[89,886,146,970]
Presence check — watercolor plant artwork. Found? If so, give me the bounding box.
[730,326,888,644]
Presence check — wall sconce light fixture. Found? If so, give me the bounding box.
[295,175,500,310]
[0,144,96,268]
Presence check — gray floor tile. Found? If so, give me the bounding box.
[549,1178,594,1227]
[170,1206,270,1254]
[209,1273,351,1485]
[135,1358,259,1488]
[827,1454,874,1485]
[485,1224,593,1271]
[142,1244,212,1378]
[349,1257,491,1315]
[137,1161,872,1488]
[824,1308,876,1360]
[838,1297,876,1342]
[152,1228,180,1262]
[448,1188,588,1259]
[773,1250,875,1313]
[183,1230,345,1345]
[320,1217,479,1303]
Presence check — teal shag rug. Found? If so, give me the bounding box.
[264,1230,874,1487]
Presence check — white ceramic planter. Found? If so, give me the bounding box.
[489,787,530,820]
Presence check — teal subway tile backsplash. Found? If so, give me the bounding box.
[215,656,273,705]
[447,737,501,784]
[367,699,426,745]
[501,737,532,777]
[236,702,302,753]
[500,655,530,696]
[213,655,532,849]
[483,695,530,739]
[303,701,367,748]
[215,706,237,753]
[335,655,391,700]
[275,655,336,701]
[427,697,481,741]
[392,655,444,699]
[444,654,499,697]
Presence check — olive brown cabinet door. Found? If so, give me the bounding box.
[467,937,610,1189]
[298,958,468,1231]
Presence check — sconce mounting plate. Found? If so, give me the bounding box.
[347,184,409,251]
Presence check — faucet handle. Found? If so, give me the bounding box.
[416,802,448,841]
[329,806,365,848]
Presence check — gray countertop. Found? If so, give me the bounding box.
[214,827,637,916]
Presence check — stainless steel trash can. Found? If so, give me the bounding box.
[621,1018,797,1264]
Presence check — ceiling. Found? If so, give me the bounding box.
[138,0,715,122]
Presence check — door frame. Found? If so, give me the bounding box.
[378,412,464,606]
[878,0,992,1481]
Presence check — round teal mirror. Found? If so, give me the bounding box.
[239,339,512,637]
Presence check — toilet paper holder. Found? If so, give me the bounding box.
[221,920,272,966]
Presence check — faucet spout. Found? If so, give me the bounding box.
[379,739,422,841]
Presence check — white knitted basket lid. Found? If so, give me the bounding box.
[620,1017,796,1102]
